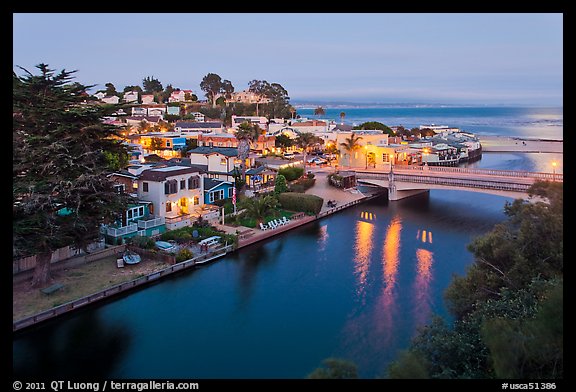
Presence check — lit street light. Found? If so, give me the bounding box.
[552,161,557,182]
[389,153,394,173]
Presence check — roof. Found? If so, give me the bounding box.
[188,146,239,157]
[203,178,233,192]
[200,133,237,139]
[139,166,201,181]
[108,170,138,180]
[175,121,223,129]
[332,124,354,132]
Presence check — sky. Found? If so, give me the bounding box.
[13,13,563,106]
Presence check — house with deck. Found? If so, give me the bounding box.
[187,146,241,182]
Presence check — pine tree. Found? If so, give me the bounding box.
[13,64,133,287]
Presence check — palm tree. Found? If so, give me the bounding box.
[339,133,363,168]
[289,106,296,119]
[296,132,319,174]
[340,111,346,124]
[314,106,326,117]
[240,195,279,223]
[235,121,261,190]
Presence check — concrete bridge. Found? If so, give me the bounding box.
[355,165,562,201]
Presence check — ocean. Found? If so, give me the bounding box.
[295,106,563,140]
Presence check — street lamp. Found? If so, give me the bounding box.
[552,161,557,182]
[364,146,368,169]
[389,153,394,173]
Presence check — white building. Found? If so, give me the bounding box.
[141,94,155,104]
[137,166,205,230]
[101,95,120,104]
[123,91,139,103]
[231,115,268,131]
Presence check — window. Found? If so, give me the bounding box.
[382,154,390,163]
[220,158,227,165]
[188,176,199,189]
[127,210,133,219]
[228,187,234,198]
[113,184,125,193]
[166,141,171,147]
[132,182,138,190]
[193,196,199,205]
[180,180,186,190]
[164,180,177,194]
[180,198,187,207]
[143,182,149,192]
[139,206,144,216]
[209,189,224,203]
[166,202,172,212]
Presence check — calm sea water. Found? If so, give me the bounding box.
[13,152,561,379]
[297,106,563,140]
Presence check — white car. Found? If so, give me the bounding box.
[283,153,295,159]
[313,158,328,165]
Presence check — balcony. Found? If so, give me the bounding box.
[165,214,192,230]
[102,223,138,237]
[137,216,165,230]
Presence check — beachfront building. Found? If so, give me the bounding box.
[137,165,205,230]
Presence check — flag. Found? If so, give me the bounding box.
[232,185,236,205]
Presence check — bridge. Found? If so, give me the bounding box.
[355,165,562,201]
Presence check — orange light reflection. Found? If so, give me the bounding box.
[353,220,374,304]
[413,248,434,326]
[375,216,402,343]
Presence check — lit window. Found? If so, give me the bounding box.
[220,158,227,165]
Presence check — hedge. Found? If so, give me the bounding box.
[278,192,323,215]
[278,166,304,181]
[289,178,316,193]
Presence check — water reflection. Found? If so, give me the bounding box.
[317,224,329,252]
[375,216,402,345]
[13,312,131,378]
[353,220,375,304]
[413,248,434,327]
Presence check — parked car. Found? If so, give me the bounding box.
[313,158,328,165]
[283,152,295,159]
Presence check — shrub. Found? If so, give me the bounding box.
[289,178,316,193]
[278,166,304,181]
[274,174,288,194]
[278,192,323,215]
[307,172,315,179]
[175,248,194,263]
[128,236,155,249]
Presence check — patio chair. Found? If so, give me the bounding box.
[268,220,277,229]
[281,216,290,224]
[259,222,269,231]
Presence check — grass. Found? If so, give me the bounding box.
[13,255,170,322]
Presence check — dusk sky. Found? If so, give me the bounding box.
[13,13,563,106]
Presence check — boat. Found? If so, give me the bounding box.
[123,249,141,265]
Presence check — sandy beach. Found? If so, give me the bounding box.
[479,135,563,153]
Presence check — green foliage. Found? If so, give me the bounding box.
[307,358,358,379]
[175,248,194,263]
[389,181,563,379]
[149,137,163,151]
[387,350,429,379]
[278,166,304,181]
[127,236,156,250]
[274,174,288,194]
[200,73,234,107]
[313,106,326,116]
[13,63,134,285]
[103,150,129,171]
[278,192,323,215]
[238,195,279,222]
[164,114,181,122]
[142,76,163,93]
[288,178,315,193]
[353,121,394,135]
[275,134,294,148]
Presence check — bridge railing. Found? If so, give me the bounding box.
[392,174,532,192]
[380,165,562,181]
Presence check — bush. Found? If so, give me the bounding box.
[278,192,323,215]
[307,172,315,179]
[175,248,194,263]
[278,166,304,181]
[289,178,316,193]
[128,236,156,249]
[274,174,288,194]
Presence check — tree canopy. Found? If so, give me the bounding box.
[353,121,394,135]
[200,73,234,108]
[142,76,163,93]
[13,64,134,287]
